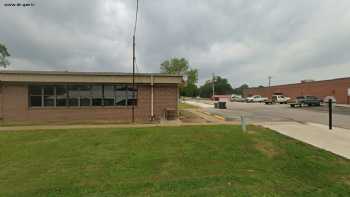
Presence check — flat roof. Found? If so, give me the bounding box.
[248,76,350,90]
[0,70,184,84]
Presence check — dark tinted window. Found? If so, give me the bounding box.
[56,98,67,106]
[29,85,42,107]
[306,96,317,99]
[28,84,137,107]
[104,85,114,106]
[44,95,55,106]
[115,85,127,106]
[68,85,80,106]
[42,86,55,106]
[56,85,67,95]
[80,85,91,106]
[30,96,42,107]
[56,85,67,107]
[43,86,54,95]
[91,85,103,106]
[29,86,42,95]
[127,86,138,106]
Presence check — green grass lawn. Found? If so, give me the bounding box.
[1,125,350,196]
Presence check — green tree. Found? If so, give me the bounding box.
[160,58,199,97]
[199,76,233,98]
[160,58,189,75]
[186,68,198,85]
[232,84,249,95]
[0,43,10,68]
[180,83,199,97]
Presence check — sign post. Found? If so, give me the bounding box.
[328,99,332,130]
[240,116,246,132]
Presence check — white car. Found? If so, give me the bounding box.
[246,95,268,103]
[230,94,244,102]
[272,95,290,104]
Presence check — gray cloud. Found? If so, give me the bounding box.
[1,0,350,87]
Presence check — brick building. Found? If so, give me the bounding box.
[243,77,350,104]
[0,70,183,123]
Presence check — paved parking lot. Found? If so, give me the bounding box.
[194,100,350,129]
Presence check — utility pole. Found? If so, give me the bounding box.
[132,35,135,123]
[212,73,215,98]
[268,76,272,87]
[131,0,139,123]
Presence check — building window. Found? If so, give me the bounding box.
[68,85,79,106]
[28,84,138,107]
[29,85,43,107]
[79,85,92,106]
[127,85,138,106]
[29,86,42,95]
[91,85,103,106]
[56,85,67,107]
[115,85,127,106]
[43,86,55,106]
[103,85,115,106]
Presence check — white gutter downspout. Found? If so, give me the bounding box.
[150,75,154,120]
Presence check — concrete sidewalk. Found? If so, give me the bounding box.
[0,122,239,132]
[184,100,213,108]
[261,122,350,159]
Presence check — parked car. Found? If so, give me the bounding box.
[230,94,245,102]
[290,96,321,107]
[265,95,291,104]
[246,95,268,103]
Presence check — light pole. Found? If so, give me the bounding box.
[268,76,272,87]
[212,73,215,98]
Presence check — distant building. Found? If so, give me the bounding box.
[301,79,315,83]
[212,95,231,102]
[244,77,350,104]
[0,70,183,123]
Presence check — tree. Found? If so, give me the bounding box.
[180,83,199,97]
[160,57,199,97]
[232,84,249,95]
[0,43,10,68]
[199,76,233,98]
[160,58,189,75]
[186,68,198,85]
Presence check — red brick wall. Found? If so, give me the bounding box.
[243,78,350,104]
[0,83,178,123]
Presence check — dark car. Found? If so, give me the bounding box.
[290,96,321,107]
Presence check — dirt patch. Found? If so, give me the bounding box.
[340,176,350,186]
[246,130,257,134]
[179,110,208,123]
[254,141,280,158]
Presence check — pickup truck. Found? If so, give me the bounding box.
[246,95,268,103]
[290,96,321,107]
[265,95,291,104]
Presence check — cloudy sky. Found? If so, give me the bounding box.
[1,0,350,87]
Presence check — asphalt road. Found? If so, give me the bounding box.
[203,101,350,129]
